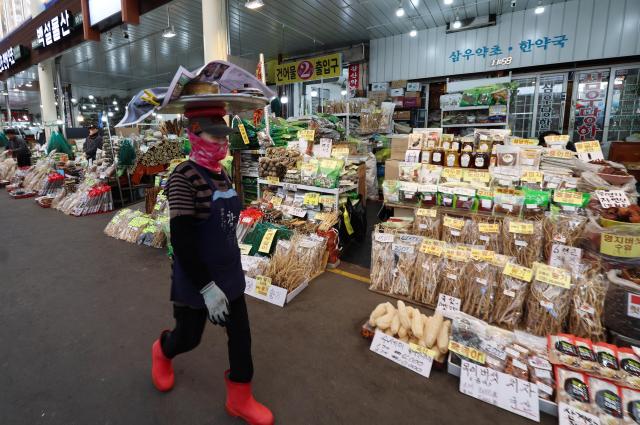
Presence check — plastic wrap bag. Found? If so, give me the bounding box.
[461,254,498,321]
[410,241,444,305]
[543,211,587,260]
[491,263,532,329]
[621,387,640,425]
[524,263,572,336]
[412,207,441,239]
[390,238,421,296]
[365,153,378,200]
[438,247,471,301]
[471,216,501,252]
[569,263,608,341]
[588,376,624,425]
[369,232,395,292]
[442,214,474,244]
[480,326,514,372]
[502,217,544,267]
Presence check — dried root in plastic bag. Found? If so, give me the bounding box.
[543,211,587,260]
[461,257,498,322]
[438,247,471,301]
[569,261,608,341]
[410,242,444,305]
[390,242,418,297]
[441,214,474,244]
[369,232,395,292]
[491,264,532,330]
[524,263,572,337]
[471,216,502,252]
[412,208,441,239]
[502,217,543,267]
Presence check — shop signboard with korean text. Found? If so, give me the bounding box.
[33,10,78,49]
[536,74,566,134]
[275,53,342,85]
[0,45,29,73]
[570,70,609,143]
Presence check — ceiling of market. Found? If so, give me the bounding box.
[4,0,569,115]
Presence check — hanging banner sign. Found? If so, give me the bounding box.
[348,63,360,91]
[275,53,342,85]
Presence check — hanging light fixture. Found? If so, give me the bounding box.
[71,98,77,103]
[77,115,84,122]
[82,105,87,110]
[88,94,94,100]
[452,15,462,29]
[107,111,114,117]
[534,0,545,14]
[409,27,417,37]
[91,104,96,108]
[395,1,405,17]
[444,0,454,4]
[245,0,264,9]
[310,89,318,97]
[162,6,177,38]
[114,106,120,111]
[340,89,348,96]
[112,100,117,105]
[280,95,288,104]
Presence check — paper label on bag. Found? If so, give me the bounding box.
[503,263,533,282]
[298,129,315,141]
[521,170,543,183]
[547,149,574,159]
[554,190,584,206]
[533,263,572,288]
[303,192,320,206]
[471,249,494,262]
[443,247,469,262]
[449,342,486,365]
[549,244,582,274]
[478,223,499,233]
[444,216,465,230]
[508,221,534,234]
[574,140,604,161]
[392,243,414,255]
[511,138,539,146]
[266,176,280,185]
[416,208,437,217]
[258,229,277,253]
[316,138,332,158]
[374,233,394,243]
[441,167,464,180]
[239,244,252,255]
[463,170,491,183]
[600,233,640,258]
[419,240,443,256]
[271,196,283,206]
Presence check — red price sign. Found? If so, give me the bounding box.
[297,61,314,80]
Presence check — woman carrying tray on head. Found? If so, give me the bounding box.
[150,105,274,425]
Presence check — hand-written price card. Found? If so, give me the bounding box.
[370,330,434,378]
[460,360,540,422]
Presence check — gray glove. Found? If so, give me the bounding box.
[200,282,230,326]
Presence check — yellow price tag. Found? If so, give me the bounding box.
[508,221,534,234]
[258,228,277,254]
[424,164,442,172]
[409,343,438,358]
[271,196,283,206]
[533,262,571,288]
[419,240,443,256]
[239,244,252,255]
[510,138,539,146]
[553,190,584,206]
[477,189,493,198]
[238,123,250,145]
[303,192,320,206]
[300,163,317,173]
[448,341,486,364]
[574,140,602,154]
[331,146,350,159]
[521,170,543,183]
[478,223,499,233]
[443,247,469,262]
[600,233,640,258]
[298,129,315,141]
[443,216,465,230]
[255,275,271,296]
[416,208,437,218]
[463,170,491,183]
[441,167,464,180]
[547,149,574,159]
[503,263,533,282]
[471,249,495,262]
[266,176,280,185]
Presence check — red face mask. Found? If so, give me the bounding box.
[187,130,228,172]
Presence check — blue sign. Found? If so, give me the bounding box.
[449,35,568,63]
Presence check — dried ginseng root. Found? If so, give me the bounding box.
[492,263,533,330]
[410,240,444,305]
[568,261,608,341]
[543,211,587,260]
[461,251,498,321]
[502,217,543,268]
[369,231,395,292]
[524,263,572,337]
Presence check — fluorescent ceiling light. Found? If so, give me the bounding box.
[245,0,264,9]
[395,7,405,17]
[115,106,120,111]
[280,95,288,104]
[535,0,544,14]
[310,89,318,97]
[452,18,462,29]
[340,89,348,96]
[112,100,118,105]
[444,0,453,4]
[88,94,94,99]
[162,26,176,38]
[107,111,114,117]
[82,105,87,110]
[71,98,77,103]
[409,29,417,37]
[91,104,96,108]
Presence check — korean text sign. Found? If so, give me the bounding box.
[275,53,342,85]
[449,35,568,63]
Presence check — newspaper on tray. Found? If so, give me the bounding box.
[117,60,275,127]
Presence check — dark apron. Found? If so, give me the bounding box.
[170,162,245,308]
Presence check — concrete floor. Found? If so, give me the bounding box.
[0,194,556,425]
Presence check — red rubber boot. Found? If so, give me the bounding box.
[151,331,174,392]
[224,370,274,425]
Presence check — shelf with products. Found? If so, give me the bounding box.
[442,105,491,111]
[442,122,508,128]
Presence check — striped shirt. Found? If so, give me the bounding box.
[166,161,230,219]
